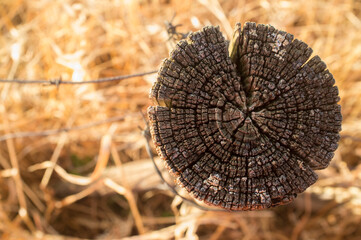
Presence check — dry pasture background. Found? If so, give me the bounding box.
[0,0,361,239]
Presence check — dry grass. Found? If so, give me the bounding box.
[0,0,361,239]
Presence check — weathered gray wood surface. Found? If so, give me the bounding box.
[148,22,342,210]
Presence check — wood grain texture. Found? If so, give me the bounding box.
[148,23,342,210]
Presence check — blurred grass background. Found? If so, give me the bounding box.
[0,0,361,239]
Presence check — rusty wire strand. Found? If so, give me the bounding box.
[0,70,157,85]
[0,115,130,142]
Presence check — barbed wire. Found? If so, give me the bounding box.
[0,70,157,85]
[0,115,133,142]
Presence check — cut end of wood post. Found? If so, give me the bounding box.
[148,22,342,211]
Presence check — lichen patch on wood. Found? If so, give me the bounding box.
[148,22,342,210]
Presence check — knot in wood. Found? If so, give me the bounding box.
[148,22,342,210]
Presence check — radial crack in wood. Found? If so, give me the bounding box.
[148,23,342,211]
